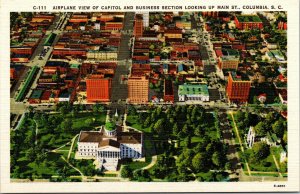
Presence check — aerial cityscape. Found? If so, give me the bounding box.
[10,11,288,182]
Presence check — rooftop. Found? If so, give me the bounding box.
[30,89,43,99]
[178,84,209,96]
[230,71,250,81]
[78,126,142,145]
[219,49,240,61]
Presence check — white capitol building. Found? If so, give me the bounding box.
[77,121,143,171]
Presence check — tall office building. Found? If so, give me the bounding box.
[226,72,251,103]
[134,14,144,38]
[127,76,149,103]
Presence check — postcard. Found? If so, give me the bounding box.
[0,0,299,192]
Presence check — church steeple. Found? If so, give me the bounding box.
[114,109,118,118]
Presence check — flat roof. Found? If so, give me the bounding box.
[164,80,173,95]
[230,71,250,81]
[178,84,209,96]
[30,89,43,99]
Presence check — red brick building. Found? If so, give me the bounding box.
[234,15,263,30]
[164,80,174,103]
[134,14,144,38]
[104,22,123,31]
[278,21,287,30]
[226,72,251,103]
[86,75,112,102]
[201,11,219,18]
[11,47,34,55]
[10,68,16,79]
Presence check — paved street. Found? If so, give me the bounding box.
[10,98,26,114]
[11,14,64,115]
[218,111,241,181]
[111,12,135,103]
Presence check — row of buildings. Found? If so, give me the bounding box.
[10,13,55,62]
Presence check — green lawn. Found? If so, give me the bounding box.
[124,157,151,171]
[103,173,117,177]
[126,115,151,133]
[71,112,106,130]
[247,172,280,177]
[191,136,202,143]
[248,154,277,172]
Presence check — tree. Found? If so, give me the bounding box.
[235,111,245,122]
[33,113,40,121]
[24,130,35,148]
[192,153,207,173]
[98,105,105,113]
[251,142,270,162]
[121,165,133,179]
[25,147,36,162]
[59,106,68,116]
[143,116,151,127]
[253,96,260,104]
[282,131,287,145]
[153,118,165,134]
[225,162,232,170]
[85,118,94,126]
[172,123,179,136]
[274,96,281,104]
[182,124,189,136]
[254,121,269,136]
[133,169,151,182]
[194,126,203,136]
[183,136,191,148]
[176,149,193,169]
[61,118,72,132]
[212,151,222,167]
[71,109,78,118]
[28,106,34,113]
[272,120,284,138]
[127,105,137,115]
[265,112,275,124]
[93,104,100,113]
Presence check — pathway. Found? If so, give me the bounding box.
[51,142,70,153]
[229,111,252,176]
[272,154,283,177]
[67,134,79,161]
[61,156,86,181]
[33,119,39,145]
[141,155,157,170]
[123,113,128,131]
[106,110,110,122]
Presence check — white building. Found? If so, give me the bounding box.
[280,150,287,163]
[178,84,209,102]
[77,122,143,171]
[94,22,101,30]
[247,126,256,148]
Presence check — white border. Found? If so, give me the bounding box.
[0,0,299,192]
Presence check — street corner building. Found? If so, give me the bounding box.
[226,71,251,103]
[77,122,143,171]
[86,74,112,102]
[127,76,149,104]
